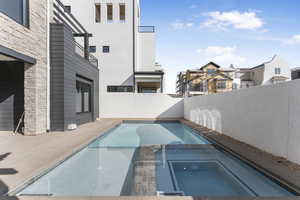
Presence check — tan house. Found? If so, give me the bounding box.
[176,62,233,96]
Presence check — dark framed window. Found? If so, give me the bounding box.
[89,46,96,53]
[95,4,101,23]
[107,86,133,92]
[275,68,281,75]
[207,69,215,75]
[107,4,113,21]
[119,4,125,21]
[217,81,226,89]
[76,81,92,113]
[64,5,71,13]
[0,0,29,27]
[103,46,110,53]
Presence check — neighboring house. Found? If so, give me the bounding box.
[291,67,300,80]
[176,62,233,96]
[239,55,291,89]
[60,0,165,93]
[0,0,99,134]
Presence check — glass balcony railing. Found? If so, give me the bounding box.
[139,26,155,33]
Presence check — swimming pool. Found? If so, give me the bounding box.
[90,121,210,147]
[18,121,296,197]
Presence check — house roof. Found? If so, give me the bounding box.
[200,62,221,70]
[291,67,300,71]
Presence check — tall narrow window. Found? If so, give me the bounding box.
[95,4,101,23]
[107,4,113,21]
[119,4,125,21]
[275,68,281,75]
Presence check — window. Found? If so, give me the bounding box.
[107,86,133,92]
[64,5,71,13]
[0,0,29,27]
[107,4,113,21]
[102,46,110,53]
[76,81,92,113]
[217,81,226,89]
[275,68,281,75]
[207,69,215,75]
[119,4,125,21]
[89,46,96,53]
[95,4,101,23]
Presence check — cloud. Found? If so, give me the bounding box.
[202,11,264,31]
[171,22,194,30]
[197,46,246,66]
[190,4,198,9]
[255,34,300,45]
[285,35,300,45]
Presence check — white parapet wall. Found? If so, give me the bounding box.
[100,93,184,119]
[184,79,300,165]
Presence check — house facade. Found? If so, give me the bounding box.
[176,62,233,96]
[0,0,100,134]
[291,67,300,80]
[59,0,165,94]
[239,55,291,88]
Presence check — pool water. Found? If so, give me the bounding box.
[170,161,254,196]
[90,122,210,147]
[18,121,296,197]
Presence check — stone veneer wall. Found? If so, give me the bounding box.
[0,0,48,134]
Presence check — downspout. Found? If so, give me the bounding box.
[46,0,52,131]
[132,0,136,93]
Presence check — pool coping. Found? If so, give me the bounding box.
[180,119,300,195]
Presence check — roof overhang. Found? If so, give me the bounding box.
[134,71,164,76]
[0,44,36,64]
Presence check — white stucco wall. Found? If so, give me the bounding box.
[137,32,156,71]
[184,79,300,165]
[100,94,183,118]
[61,0,139,94]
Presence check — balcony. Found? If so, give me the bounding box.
[75,42,98,67]
[52,0,98,67]
[139,26,155,33]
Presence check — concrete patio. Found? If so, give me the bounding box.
[0,119,122,196]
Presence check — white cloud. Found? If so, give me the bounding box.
[285,35,300,45]
[190,4,198,9]
[197,46,246,66]
[202,11,264,30]
[171,22,194,30]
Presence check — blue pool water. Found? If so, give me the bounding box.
[90,122,210,147]
[170,161,254,196]
[18,121,295,197]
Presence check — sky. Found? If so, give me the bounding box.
[139,0,300,93]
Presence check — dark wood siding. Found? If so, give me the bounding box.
[0,61,24,131]
[50,24,99,131]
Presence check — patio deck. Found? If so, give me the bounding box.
[0,119,122,196]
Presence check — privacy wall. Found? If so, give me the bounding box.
[100,94,183,119]
[184,80,300,165]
